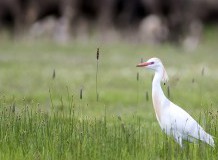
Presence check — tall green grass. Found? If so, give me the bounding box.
[0,99,217,159]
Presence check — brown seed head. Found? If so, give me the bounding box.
[97,48,99,60]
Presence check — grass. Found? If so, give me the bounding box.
[0,27,218,159]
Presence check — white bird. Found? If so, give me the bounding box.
[136,57,215,147]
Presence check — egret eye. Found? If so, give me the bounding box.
[150,62,154,65]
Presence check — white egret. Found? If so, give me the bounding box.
[137,57,215,147]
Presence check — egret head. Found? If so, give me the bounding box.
[136,57,168,83]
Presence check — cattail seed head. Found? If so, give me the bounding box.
[137,72,139,81]
[146,91,149,101]
[167,86,170,98]
[97,48,99,60]
[12,103,15,113]
[80,88,83,100]
[52,69,56,79]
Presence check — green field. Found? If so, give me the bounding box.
[0,28,218,159]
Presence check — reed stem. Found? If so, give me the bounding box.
[96,48,100,101]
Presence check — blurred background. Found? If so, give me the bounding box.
[0,0,218,47]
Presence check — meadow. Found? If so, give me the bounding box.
[0,28,218,159]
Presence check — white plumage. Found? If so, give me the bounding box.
[137,57,215,147]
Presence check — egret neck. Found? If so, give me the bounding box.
[152,68,168,124]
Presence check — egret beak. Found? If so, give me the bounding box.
[136,62,153,67]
